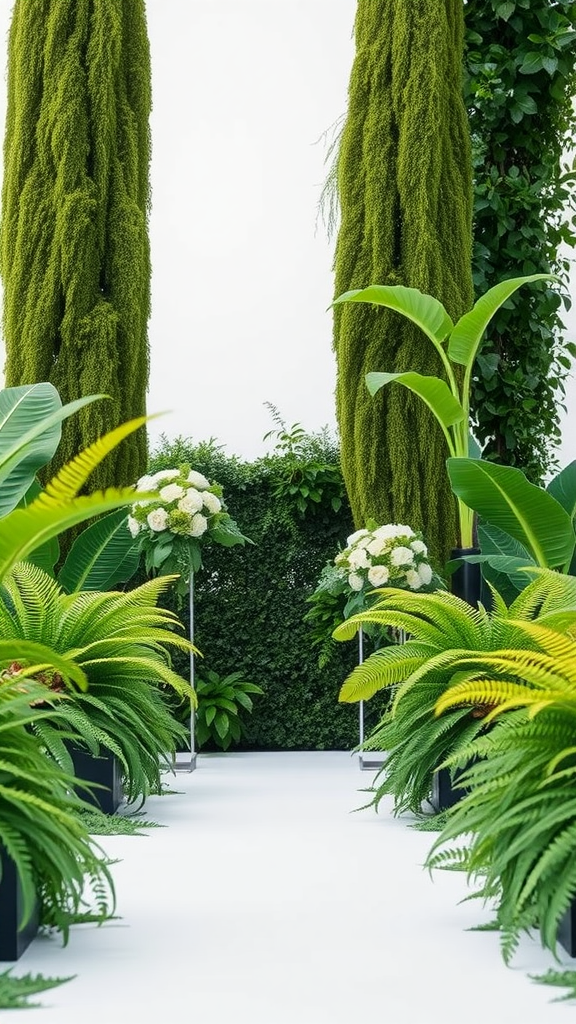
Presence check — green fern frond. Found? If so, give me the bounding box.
[529,969,576,1003]
[0,969,74,1010]
[338,641,435,702]
[40,415,148,503]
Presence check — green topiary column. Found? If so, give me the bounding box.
[1,0,152,489]
[333,0,474,565]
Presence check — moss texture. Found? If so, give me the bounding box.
[1,0,151,488]
[334,0,474,565]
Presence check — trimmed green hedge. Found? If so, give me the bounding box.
[146,430,386,751]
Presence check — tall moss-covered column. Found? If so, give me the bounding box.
[334,0,474,564]
[1,0,151,488]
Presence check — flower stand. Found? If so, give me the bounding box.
[0,848,39,961]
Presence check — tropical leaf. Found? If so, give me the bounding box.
[333,284,454,348]
[447,274,556,366]
[365,371,464,446]
[58,509,140,593]
[547,460,576,520]
[448,458,575,570]
[0,384,104,517]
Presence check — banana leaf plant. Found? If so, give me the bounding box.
[447,457,576,600]
[0,383,103,519]
[333,274,556,549]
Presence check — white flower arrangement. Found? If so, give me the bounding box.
[129,463,248,595]
[306,521,439,647]
[334,523,434,598]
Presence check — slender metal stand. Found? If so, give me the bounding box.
[358,627,406,771]
[173,573,197,772]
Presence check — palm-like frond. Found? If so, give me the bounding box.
[0,681,114,934]
[427,701,576,960]
[0,564,195,803]
[341,571,576,817]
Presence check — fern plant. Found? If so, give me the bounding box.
[334,571,576,814]
[0,679,115,943]
[195,669,263,751]
[0,563,197,804]
[426,624,576,960]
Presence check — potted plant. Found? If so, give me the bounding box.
[334,570,576,813]
[0,562,197,809]
[0,676,115,960]
[427,621,576,961]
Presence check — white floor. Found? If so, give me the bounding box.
[2,752,574,1024]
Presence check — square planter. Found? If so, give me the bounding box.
[68,745,124,815]
[0,848,39,961]
[558,902,576,958]
[429,766,467,812]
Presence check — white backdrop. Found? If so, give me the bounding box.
[0,0,574,466]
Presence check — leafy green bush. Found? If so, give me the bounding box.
[194,669,263,750]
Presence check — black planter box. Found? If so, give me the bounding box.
[558,902,576,958]
[68,746,124,815]
[429,766,468,813]
[0,849,39,961]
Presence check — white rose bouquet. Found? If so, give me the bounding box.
[306,521,441,656]
[334,523,434,604]
[128,463,249,595]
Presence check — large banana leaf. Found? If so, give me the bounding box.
[547,460,576,520]
[0,416,150,583]
[447,274,556,367]
[448,458,575,570]
[366,371,464,446]
[58,509,140,593]
[0,384,104,518]
[334,283,453,354]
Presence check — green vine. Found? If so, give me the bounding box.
[464,0,576,480]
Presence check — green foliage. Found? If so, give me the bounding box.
[427,626,576,960]
[464,0,576,480]
[336,571,576,814]
[336,274,552,547]
[147,429,361,750]
[0,564,195,804]
[529,970,576,1003]
[263,406,346,517]
[78,810,162,835]
[1,0,152,490]
[448,457,576,595]
[0,680,115,942]
[333,0,474,565]
[0,969,74,1010]
[194,669,264,751]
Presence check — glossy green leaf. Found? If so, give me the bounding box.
[334,284,453,349]
[546,460,576,521]
[58,509,140,593]
[448,458,575,569]
[447,274,556,367]
[366,371,464,434]
[0,385,105,518]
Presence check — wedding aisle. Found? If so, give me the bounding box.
[2,752,572,1024]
